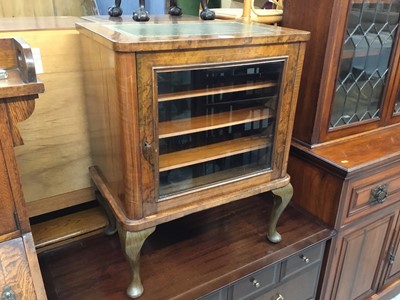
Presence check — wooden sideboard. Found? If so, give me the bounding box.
[289,127,400,299]
[0,37,46,299]
[38,194,334,299]
[282,0,400,298]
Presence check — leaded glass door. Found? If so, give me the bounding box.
[330,0,400,129]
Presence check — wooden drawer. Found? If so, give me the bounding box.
[254,263,321,300]
[201,288,229,300]
[280,242,325,281]
[343,165,400,225]
[232,264,280,300]
[202,240,326,300]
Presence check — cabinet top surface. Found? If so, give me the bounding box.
[293,125,400,174]
[77,15,309,51]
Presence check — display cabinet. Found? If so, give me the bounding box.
[0,37,46,299]
[282,1,400,298]
[284,0,400,146]
[77,16,308,298]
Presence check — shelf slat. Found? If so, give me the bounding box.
[158,81,277,102]
[159,106,274,139]
[159,135,270,172]
[160,162,267,197]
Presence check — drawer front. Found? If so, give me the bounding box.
[344,165,400,225]
[254,263,320,300]
[280,242,325,281]
[200,288,229,300]
[232,264,280,300]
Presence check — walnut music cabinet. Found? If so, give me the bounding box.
[77,16,309,298]
[0,37,46,299]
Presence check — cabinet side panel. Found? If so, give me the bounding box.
[288,152,343,227]
[282,0,336,145]
[80,35,126,214]
[115,53,143,219]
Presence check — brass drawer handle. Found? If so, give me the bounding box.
[251,278,260,288]
[369,184,388,205]
[301,254,310,263]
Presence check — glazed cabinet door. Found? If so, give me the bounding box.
[324,0,400,141]
[330,209,398,300]
[155,61,283,198]
[135,43,303,213]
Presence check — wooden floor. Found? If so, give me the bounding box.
[38,194,333,300]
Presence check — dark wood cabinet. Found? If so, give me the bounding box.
[0,37,46,299]
[329,207,398,299]
[282,0,400,298]
[288,129,400,299]
[77,16,308,298]
[283,0,400,146]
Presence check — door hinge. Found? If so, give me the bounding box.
[389,253,395,265]
[13,211,20,231]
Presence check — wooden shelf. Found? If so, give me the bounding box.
[159,135,270,172]
[158,81,277,102]
[160,162,267,196]
[159,106,274,139]
[0,68,44,98]
[31,207,107,253]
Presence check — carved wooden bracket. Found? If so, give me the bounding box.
[0,37,44,147]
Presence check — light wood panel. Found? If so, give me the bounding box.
[0,25,94,215]
[0,1,97,17]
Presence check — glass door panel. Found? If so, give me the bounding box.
[156,60,284,198]
[394,88,400,115]
[330,0,400,128]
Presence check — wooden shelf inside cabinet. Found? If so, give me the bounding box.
[158,81,277,102]
[159,106,274,138]
[159,135,271,172]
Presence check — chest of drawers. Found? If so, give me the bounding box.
[203,242,325,300]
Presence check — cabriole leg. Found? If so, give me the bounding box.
[267,183,293,243]
[118,226,156,298]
